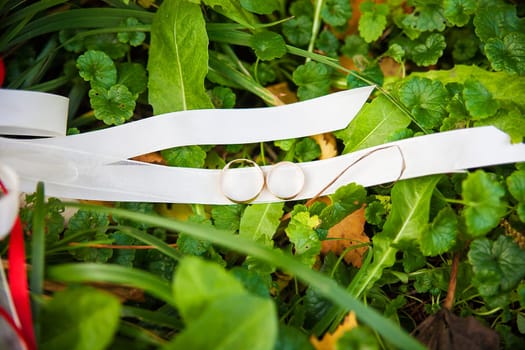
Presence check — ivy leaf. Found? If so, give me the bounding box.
[41,286,121,350]
[251,31,287,61]
[473,2,522,43]
[117,17,146,47]
[285,210,321,267]
[462,79,499,119]
[401,1,446,33]
[177,216,213,256]
[148,0,213,114]
[290,0,313,17]
[321,0,352,27]
[316,30,340,58]
[420,206,458,256]
[89,84,135,125]
[209,86,236,108]
[84,34,129,60]
[398,77,448,130]
[240,0,279,15]
[474,103,525,143]
[295,137,321,162]
[468,235,525,305]
[461,170,508,237]
[341,35,369,58]
[319,183,367,230]
[484,32,525,75]
[109,231,136,267]
[76,50,117,89]
[384,43,405,63]
[410,33,447,67]
[507,170,525,203]
[117,62,147,95]
[161,145,207,168]
[443,0,477,27]
[239,203,284,246]
[441,92,470,131]
[292,61,331,100]
[358,1,389,43]
[282,16,312,46]
[346,63,384,89]
[335,94,411,153]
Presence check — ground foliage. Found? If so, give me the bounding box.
[1,0,525,349]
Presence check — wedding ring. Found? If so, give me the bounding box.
[266,161,305,200]
[220,159,265,203]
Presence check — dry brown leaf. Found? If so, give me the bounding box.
[267,82,297,104]
[321,206,369,267]
[132,151,166,165]
[379,57,403,78]
[311,312,358,350]
[311,133,338,159]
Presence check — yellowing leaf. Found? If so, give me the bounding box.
[311,133,338,159]
[310,312,358,350]
[321,206,369,267]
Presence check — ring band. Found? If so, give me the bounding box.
[266,161,305,200]
[220,159,265,203]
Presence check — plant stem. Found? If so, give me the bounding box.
[306,0,325,63]
[443,253,460,310]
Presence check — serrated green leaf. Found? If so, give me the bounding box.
[441,92,470,131]
[420,206,458,256]
[462,170,508,237]
[507,170,525,203]
[202,0,258,28]
[347,63,384,89]
[117,62,147,95]
[473,2,523,42]
[292,61,331,100]
[403,247,426,273]
[463,78,499,119]
[354,176,442,295]
[398,77,448,130]
[474,105,525,143]
[275,324,315,350]
[84,34,129,60]
[172,256,246,322]
[231,266,270,297]
[239,203,284,245]
[468,235,525,301]
[76,50,117,89]
[160,145,207,168]
[109,231,136,267]
[443,0,477,27]
[452,31,479,62]
[212,204,243,232]
[358,2,389,43]
[177,215,213,256]
[316,30,340,58]
[401,2,446,33]
[341,34,369,58]
[89,84,136,125]
[295,137,321,162]
[163,294,277,350]
[485,32,525,75]
[283,16,312,46]
[290,0,314,17]
[321,0,352,27]
[251,31,287,61]
[148,0,213,114]
[240,0,280,15]
[285,211,321,267]
[209,86,236,108]
[319,183,367,230]
[410,33,446,67]
[41,286,121,350]
[365,200,387,226]
[384,43,405,63]
[117,17,146,47]
[65,210,112,263]
[335,94,410,153]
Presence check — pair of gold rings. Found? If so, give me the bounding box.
[220,159,305,203]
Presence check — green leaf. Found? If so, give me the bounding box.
[295,137,321,162]
[117,17,146,47]
[172,256,246,322]
[410,33,447,67]
[89,84,135,125]
[399,77,448,130]
[163,294,277,350]
[462,78,499,119]
[202,0,257,28]
[441,92,470,131]
[240,0,280,15]
[41,286,121,350]
[239,203,284,245]
[160,145,207,168]
[335,94,411,153]
[65,210,112,263]
[384,43,406,63]
[474,104,525,143]
[507,170,525,203]
[76,50,116,89]
[285,210,321,267]
[473,2,523,43]
[177,215,213,256]
[148,0,213,114]
[109,231,136,267]
[319,183,367,230]
[337,326,380,350]
[443,0,477,27]
[462,170,508,237]
[212,204,243,232]
[292,61,331,100]
[117,62,147,95]
[321,0,352,27]
[401,2,446,33]
[353,176,442,295]
[282,16,312,46]
[468,235,525,300]
[485,32,525,75]
[84,34,129,60]
[275,324,315,350]
[358,2,389,43]
[209,86,236,108]
[316,30,340,58]
[346,64,384,89]
[251,31,287,61]
[420,206,458,256]
[290,0,314,17]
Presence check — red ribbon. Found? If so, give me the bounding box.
[0,178,37,350]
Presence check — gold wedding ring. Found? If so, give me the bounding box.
[266,161,305,200]
[220,159,265,203]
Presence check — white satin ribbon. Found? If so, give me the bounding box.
[1,87,524,204]
[0,165,19,239]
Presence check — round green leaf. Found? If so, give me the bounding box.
[160,145,206,168]
[507,170,525,203]
[443,0,476,27]
[76,50,117,89]
[117,62,147,95]
[411,33,446,67]
[292,61,331,101]
[89,84,135,125]
[462,79,499,119]
[117,17,146,47]
[240,0,279,14]
[485,32,525,75]
[283,16,312,46]
[251,31,287,61]
[321,0,352,27]
[420,207,458,256]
